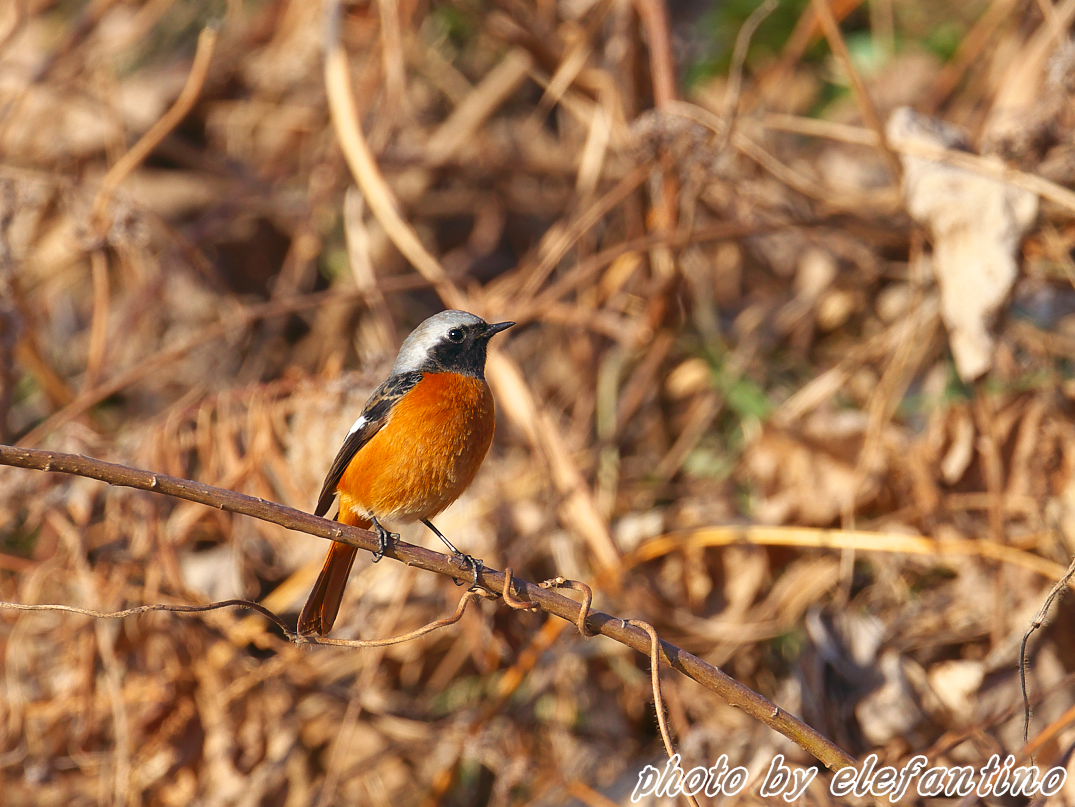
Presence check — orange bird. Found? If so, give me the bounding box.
[298,310,514,636]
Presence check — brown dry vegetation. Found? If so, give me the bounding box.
[2,0,1075,805]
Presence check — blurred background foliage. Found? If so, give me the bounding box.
[1,0,1075,804]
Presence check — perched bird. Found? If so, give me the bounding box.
[298,310,514,636]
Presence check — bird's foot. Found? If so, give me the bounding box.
[371,522,399,562]
[452,552,483,588]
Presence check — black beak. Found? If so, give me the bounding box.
[484,321,515,338]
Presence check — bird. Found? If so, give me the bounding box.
[297,309,514,636]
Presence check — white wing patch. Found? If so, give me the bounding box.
[347,415,367,436]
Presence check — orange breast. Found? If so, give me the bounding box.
[337,372,495,523]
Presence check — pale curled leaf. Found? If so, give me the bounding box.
[887,107,1039,381]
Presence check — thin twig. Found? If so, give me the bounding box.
[926,0,1020,111]
[502,567,540,611]
[633,0,676,108]
[512,165,649,300]
[628,619,701,807]
[0,444,858,773]
[1,589,484,650]
[1020,554,1075,747]
[633,0,680,260]
[323,0,460,305]
[719,0,778,153]
[761,112,1075,214]
[304,590,484,648]
[1021,702,1075,763]
[84,250,110,391]
[631,526,1075,584]
[0,598,295,635]
[809,0,902,181]
[18,279,431,447]
[92,26,218,229]
[50,513,133,807]
[540,577,594,636]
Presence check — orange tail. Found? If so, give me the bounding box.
[297,514,370,636]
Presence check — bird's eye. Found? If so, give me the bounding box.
[447,327,465,343]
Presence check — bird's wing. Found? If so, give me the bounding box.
[314,371,423,517]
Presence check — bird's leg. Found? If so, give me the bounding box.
[421,518,482,587]
[370,516,399,562]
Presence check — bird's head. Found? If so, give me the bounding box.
[392,310,515,378]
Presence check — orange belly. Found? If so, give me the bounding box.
[337,372,495,524]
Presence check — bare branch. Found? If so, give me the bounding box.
[0,443,857,772]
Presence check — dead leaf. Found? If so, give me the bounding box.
[887,107,1038,381]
